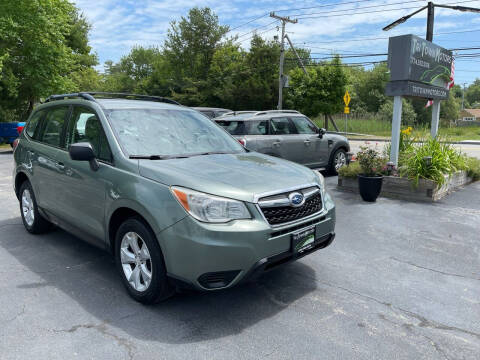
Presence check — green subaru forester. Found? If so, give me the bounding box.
[13,93,336,304]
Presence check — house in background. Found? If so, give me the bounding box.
[457,109,480,126]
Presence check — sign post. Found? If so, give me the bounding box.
[343,91,351,136]
[385,34,453,166]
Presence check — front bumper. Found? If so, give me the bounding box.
[157,192,336,291]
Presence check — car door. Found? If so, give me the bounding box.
[289,116,329,167]
[54,105,113,240]
[31,106,71,213]
[268,117,300,161]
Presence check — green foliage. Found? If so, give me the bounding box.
[0,0,98,121]
[338,161,361,178]
[465,79,480,107]
[286,56,347,117]
[466,157,480,181]
[403,138,467,186]
[378,98,417,124]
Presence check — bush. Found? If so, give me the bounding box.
[357,145,383,176]
[403,137,467,185]
[338,161,361,178]
[466,157,480,181]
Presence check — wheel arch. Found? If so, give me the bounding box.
[14,171,30,200]
[107,205,159,255]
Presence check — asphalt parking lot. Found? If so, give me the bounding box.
[1,149,479,360]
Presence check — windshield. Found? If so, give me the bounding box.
[107,109,245,157]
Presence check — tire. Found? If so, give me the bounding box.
[328,148,347,175]
[19,181,53,234]
[115,217,174,304]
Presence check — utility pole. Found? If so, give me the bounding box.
[426,2,434,42]
[270,12,297,110]
[462,82,467,109]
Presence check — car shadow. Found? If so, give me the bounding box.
[0,216,319,344]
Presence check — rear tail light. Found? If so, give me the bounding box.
[17,125,24,135]
[238,138,247,147]
[12,139,19,150]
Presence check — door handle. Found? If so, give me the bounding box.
[273,141,281,147]
[304,140,311,146]
[56,162,65,170]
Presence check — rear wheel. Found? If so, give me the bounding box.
[115,217,174,304]
[328,148,347,175]
[19,181,52,234]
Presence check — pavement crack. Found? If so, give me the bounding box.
[5,304,26,323]
[316,279,480,341]
[422,335,451,360]
[390,257,480,281]
[53,322,136,360]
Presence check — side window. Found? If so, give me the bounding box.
[67,107,112,162]
[270,117,296,135]
[247,120,268,135]
[39,106,70,147]
[25,110,46,139]
[290,116,317,134]
[216,120,246,135]
[201,111,214,119]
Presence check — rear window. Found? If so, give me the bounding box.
[216,120,267,135]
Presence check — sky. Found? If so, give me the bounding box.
[74,0,480,85]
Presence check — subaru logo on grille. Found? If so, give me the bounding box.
[289,192,305,207]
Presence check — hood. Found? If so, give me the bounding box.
[138,152,318,203]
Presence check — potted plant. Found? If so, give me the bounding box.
[357,145,383,202]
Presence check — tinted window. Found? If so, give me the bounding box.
[247,120,268,135]
[270,117,296,135]
[291,116,317,134]
[200,111,215,119]
[67,107,112,162]
[108,109,245,156]
[216,120,246,135]
[39,106,69,147]
[26,110,45,139]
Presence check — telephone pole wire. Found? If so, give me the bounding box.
[270,12,297,110]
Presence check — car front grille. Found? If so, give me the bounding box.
[259,190,323,226]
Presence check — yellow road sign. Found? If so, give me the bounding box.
[343,91,351,106]
[344,106,350,114]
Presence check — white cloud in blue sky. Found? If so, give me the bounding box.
[74,0,480,83]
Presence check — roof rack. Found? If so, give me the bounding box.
[253,110,300,116]
[44,92,180,105]
[220,111,258,117]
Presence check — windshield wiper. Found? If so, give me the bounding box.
[190,151,239,156]
[129,155,190,160]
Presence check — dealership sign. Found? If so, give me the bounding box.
[385,35,453,100]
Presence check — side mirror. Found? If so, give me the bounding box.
[318,128,326,138]
[69,142,99,171]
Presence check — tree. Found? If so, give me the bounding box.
[286,57,347,117]
[353,63,389,113]
[465,79,480,108]
[0,0,97,120]
[164,7,228,82]
[378,98,417,124]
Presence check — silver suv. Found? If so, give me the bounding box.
[215,110,350,174]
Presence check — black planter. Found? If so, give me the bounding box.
[358,175,383,202]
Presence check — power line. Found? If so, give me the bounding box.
[226,13,269,33]
[236,20,279,39]
[274,0,380,13]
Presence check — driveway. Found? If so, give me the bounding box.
[1,150,479,359]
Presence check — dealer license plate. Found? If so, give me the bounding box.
[292,226,316,253]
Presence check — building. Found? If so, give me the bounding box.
[457,109,480,126]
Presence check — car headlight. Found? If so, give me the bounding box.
[171,186,251,223]
[314,170,326,194]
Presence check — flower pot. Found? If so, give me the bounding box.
[358,175,383,202]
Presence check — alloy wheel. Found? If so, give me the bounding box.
[334,152,347,171]
[21,189,35,227]
[120,231,153,292]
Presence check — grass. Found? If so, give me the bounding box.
[312,117,480,141]
[0,143,11,149]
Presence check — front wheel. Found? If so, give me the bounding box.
[328,149,347,175]
[19,181,53,234]
[115,217,174,304]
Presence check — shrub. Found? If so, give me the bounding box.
[356,144,383,176]
[338,161,361,178]
[403,137,467,185]
[466,157,480,181]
